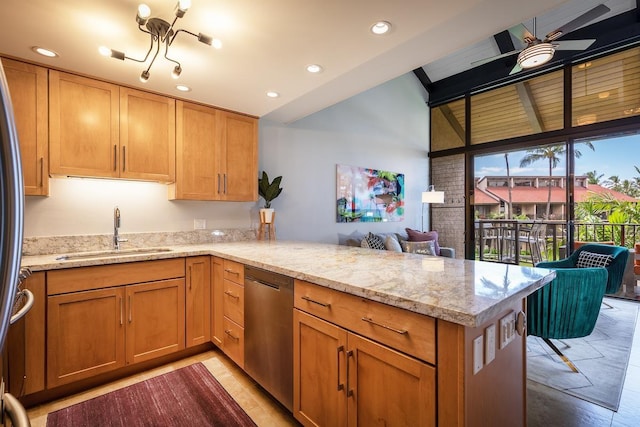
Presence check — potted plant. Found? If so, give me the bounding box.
[258,171,283,223]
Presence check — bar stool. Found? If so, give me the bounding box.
[258,211,276,240]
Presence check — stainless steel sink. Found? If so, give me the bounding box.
[55,247,172,261]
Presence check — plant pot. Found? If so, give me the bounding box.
[260,208,275,224]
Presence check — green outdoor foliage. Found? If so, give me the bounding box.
[258,171,283,208]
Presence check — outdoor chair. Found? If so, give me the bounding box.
[527,263,608,372]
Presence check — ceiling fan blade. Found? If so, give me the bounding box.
[553,39,596,51]
[545,4,610,41]
[508,23,535,43]
[509,63,523,75]
[471,50,519,66]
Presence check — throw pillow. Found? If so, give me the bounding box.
[576,251,613,268]
[401,240,437,256]
[405,228,440,256]
[361,232,386,250]
[384,235,403,252]
[338,230,365,247]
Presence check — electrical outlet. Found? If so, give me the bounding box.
[193,219,206,230]
[473,335,483,374]
[485,324,496,365]
[499,311,516,349]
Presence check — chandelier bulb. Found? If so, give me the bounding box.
[140,70,150,82]
[171,66,182,79]
[175,0,191,18]
[136,4,151,25]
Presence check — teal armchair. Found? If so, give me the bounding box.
[527,262,608,372]
[545,243,629,294]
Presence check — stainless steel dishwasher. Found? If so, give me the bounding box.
[244,266,293,411]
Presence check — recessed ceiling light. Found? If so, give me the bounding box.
[176,85,191,92]
[32,46,58,58]
[306,64,323,73]
[370,21,391,35]
[266,91,280,98]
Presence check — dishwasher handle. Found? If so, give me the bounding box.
[245,277,283,291]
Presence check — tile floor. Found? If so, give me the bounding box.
[27,300,640,426]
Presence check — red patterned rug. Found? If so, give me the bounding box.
[46,362,257,426]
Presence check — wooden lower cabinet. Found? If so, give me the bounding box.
[7,272,46,395]
[294,309,436,427]
[47,287,126,388]
[211,257,225,348]
[126,279,185,365]
[186,256,211,347]
[47,277,186,388]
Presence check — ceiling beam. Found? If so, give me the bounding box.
[413,67,432,94]
[514,82,543,133]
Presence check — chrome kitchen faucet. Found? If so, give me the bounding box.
[113,206,128,250]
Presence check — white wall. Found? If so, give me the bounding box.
[259,74,430,243]
[24,73,429,240]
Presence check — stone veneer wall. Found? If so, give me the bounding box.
[431,154,465,259]
[22,228,257,256]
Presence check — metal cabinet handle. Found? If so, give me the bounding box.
[224,290,239,299]
[119,296,123,326]
[337,345,345,391]
[113,145,117,171]
[301,295,331,308]
[217,173,221,194]
[224,268,240,275]
[122,146,126,172]
[361,317,408,335]
[128,295,132,323]
[39,156,44,187]
[346,350,354,397]
[224,329,239,341]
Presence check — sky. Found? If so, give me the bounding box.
[474,134,640,182]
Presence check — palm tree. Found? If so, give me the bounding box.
[519,142,594,219]
[586,170,604,185]
[505,153,512,219]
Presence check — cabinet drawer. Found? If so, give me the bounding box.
[223,317,244,368]
[223,280,244,326]
[47,258,186,295]
[223,259,244,285]
[294,280,436,364]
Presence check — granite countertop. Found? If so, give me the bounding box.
[21,241,555,328]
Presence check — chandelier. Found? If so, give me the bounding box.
[100,1,216,82]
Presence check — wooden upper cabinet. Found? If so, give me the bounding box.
[170,101,218,199]
[170,103,257,201]
[217,110,258,201]
[49,70,119,178]
[120,88,175,182]
[2,58,49,195]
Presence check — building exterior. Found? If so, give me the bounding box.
[474,175,638,220]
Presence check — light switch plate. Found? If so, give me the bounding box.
[473,335,483,374]
[485,324,496,365]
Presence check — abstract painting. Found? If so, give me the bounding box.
[336,164,404,222]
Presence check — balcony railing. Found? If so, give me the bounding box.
[475,219,640,265]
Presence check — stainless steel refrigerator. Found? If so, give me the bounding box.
[0,60,32,426]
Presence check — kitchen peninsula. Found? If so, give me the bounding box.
[20,240,555,426]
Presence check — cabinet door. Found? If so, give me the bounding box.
[120,88,175,182]
[347,333,436,427]
[217,111,257,201]
[223,279,244,326]
[47,287,126,388]
[293,309,347,427]
[186,256,211,347]
[1,58,48,196]
[222,317,244,369]
[211,257,224,348]
[170,101,218,200]
[49,71,119,178]
[126,278,185,365]
[7,272,46,395]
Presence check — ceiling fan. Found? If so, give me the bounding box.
[475,4,610,75]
